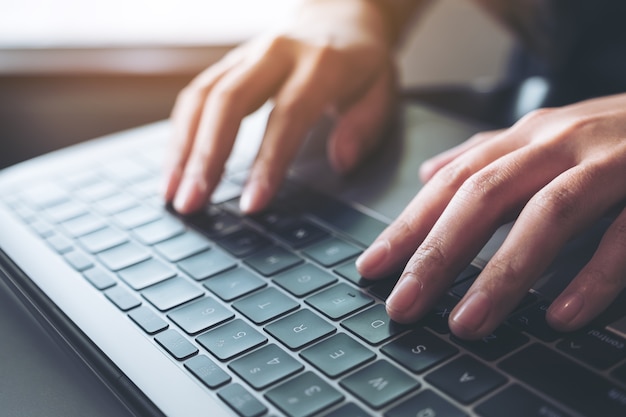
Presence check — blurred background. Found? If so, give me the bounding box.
[0,0,512,169]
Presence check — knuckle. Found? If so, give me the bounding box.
[409,237,449,271]
[532,186,581,223]
[431,161,475,193]
[458,165,515,203]
[211,81,245,108]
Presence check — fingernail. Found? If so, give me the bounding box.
[549,292,584,326]
[239,180,267,214]
[356,240,390,276]
[386,274,423,316]
[173,176,206,213]
[450,291,491,337]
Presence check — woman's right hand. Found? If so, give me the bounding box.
[163,0,398,215]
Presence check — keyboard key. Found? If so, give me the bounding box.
[104,285,141,311]
[187,207,241,237]
[83,266,117,290]
[203,267,266,302]
[154,230,211,262]
[451,324,529,361]
[475,384,571,417]
[177,249,237,281]
[63,250,94,271]
[118,258,176,290]
[29,218,55,237]
[78,226,128,253]
[154,328,198,360]
[46,232,74,254]
[98,241,151,271]
[325,403,370,417]
[508,300,563,342]
[60,212,105,237]
[21,182,69,209]
[302,237,361,267]
[423,294,459,334]
[185,354,231,389]
[500,344,626,417]
[229,344,303,390]
[131,216,185,245]
[233,287,299,324]
[113,205,161,229]
[74,181,118,202]
[341,304,406,345]
[425,355,507,404]
[43,200,87,223]
[244,246,303,277]
[334,261,370,287]
[381,328,458,373]
[265,309,335,350]
[218,227,270,257]
[265,371,343,417]
[168,297,234,335]
[386,390,467,417]
[218,383,267,417]
[557,327,626,369]
[340,360,419,409]
[128,306,169,334]
[272,263,337,297]
[273,219,328,248]
[93,193,137,215]
[305,283,374,320]
[300,333,375,378]
[612,363,626,385]
[197,319,267,361]
[141,277,204,311]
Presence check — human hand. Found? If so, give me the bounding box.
[163,0,396,214]
[356,93,626,339]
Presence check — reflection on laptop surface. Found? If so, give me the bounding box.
[0,101,624,417]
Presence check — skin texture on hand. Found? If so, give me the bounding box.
[163,0,397,215]
[357,93,626,339]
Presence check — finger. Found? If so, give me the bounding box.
[326,67,396,174]
[172,43,293,214]
[419,129,505,183]
[547,205,626,331]
[163,49,246,202]
[356,128,529,280]
[383,143,575,326]
[450,160,626,339]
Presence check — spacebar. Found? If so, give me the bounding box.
[499,344,626,417]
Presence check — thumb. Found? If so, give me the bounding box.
[327,68,396,174]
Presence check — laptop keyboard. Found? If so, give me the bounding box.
[3,149,626,417]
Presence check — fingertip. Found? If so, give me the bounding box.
[239,179,271,214]
[449,291,493,340]
[172,176,208,214]
[546,292,585,332]
[356,240,390,278]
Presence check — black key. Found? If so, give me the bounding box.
[141,277,204,311]
[229,344,303,390]
[302,237,361,267]
[341,304,406,345]
[557,327,626,369]
[45,233,73,254]
[300,333,375,378]
[272,263,336,297]
[305,283,374,320]
[612,362,626,385]
[128,306,168,334]
[244,246,303,277]
[249,207,294,230]
[500,344,626,417]
[131,216,185,245]
[340,360,419,409]
[454,264,481,285]
[197,319,267,361]
[508,300,563,342]
[451,277,475,298]
[187,207,241,237]
[185,354,231,389]
[60,212,105,237]
[423,294,459,334]
[233,288,299,324]
[177,249,236,281]
[154,230,211,262]
[112,205,161,229]
[368,278,398,301]
[475,384,572,417]
[381,328,458,373]
[78,226,127,253]
[334,261,370,287]
[155,329,198,360]
[104,285,141,311]
[118,258,176,290]
[265,371,343,417]
[325,403,370,417]
[385,390,468,417]
[265,309,335,350]
[203,267,266,302]
[98,241,151,271]
[83,266,117,290]
[425,355,507,404]
[451,324,529,361]
[218,383,267,417]
[168,297,234,335]
[273,219,328,248]
[218,227,270,257]
[63,250,94,271]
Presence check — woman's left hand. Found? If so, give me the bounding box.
[357,93,626,339]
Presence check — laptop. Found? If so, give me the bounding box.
[0,100,624,417]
